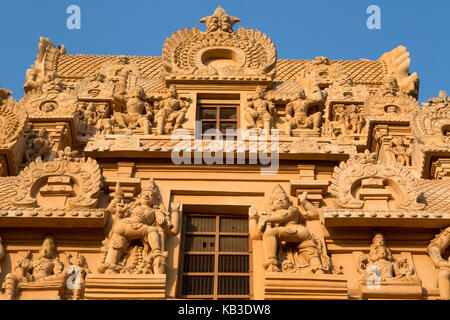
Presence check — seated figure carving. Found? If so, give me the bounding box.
[357,233,416,283]
[249,185,327,273]
[1,236,68,299]
[98,180,180,275]
[285,88,323,136]
[112,86,153,134]
[154,85,189,135]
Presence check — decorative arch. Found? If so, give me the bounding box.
[330,151,425,210]
[11,153,101,209]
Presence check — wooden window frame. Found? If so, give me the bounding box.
[197,98,240,139]
[177,213,253,300]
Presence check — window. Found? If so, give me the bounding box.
[178,214,252,299]
[199,104,238,139]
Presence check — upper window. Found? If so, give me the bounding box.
[199,104,238,139]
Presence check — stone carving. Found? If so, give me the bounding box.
[389,137,411,166]
[378,46,420,97]
[341,104,366,134]
[199,6,240,33]
[249,186,329,273]
[245,86,276,135]
[1,235,67,300]
[76,102,99,136]
[20,73,78,118]
[427,226,450,300]
[285,88,324,135]
[99,56,141,96]
[301,57,342,84]
[365,76,419,119]
[153,85,190,135]
[357,233,417,282]
[0,86,28,148]
[326,75,370,103]
[98,180,181,275]
[12,147,102,209]
[23,37,61,94]
[0,235,4,266]
[23,127,51,164]
[74,70,115,100]
[112,86,153,134]
[330,150,425,210]
[162,7,277,80]
[412,90,450,146]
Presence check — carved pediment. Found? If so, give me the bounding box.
[330,150,425,210]
[11,147,101,209]
[162,7,277,81]
[20,76,78,118]
[365,92,419,121]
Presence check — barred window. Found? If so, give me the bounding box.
[178,213,252,299]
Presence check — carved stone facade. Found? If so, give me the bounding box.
[0,7,448,300]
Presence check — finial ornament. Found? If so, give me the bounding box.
[200,6,240,33]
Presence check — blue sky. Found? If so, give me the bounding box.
[0,0,448,101]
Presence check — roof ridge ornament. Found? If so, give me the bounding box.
[199,6,240,33]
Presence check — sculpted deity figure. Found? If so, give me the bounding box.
[342,104,365,134]
[113,86,153,134]
[381,75,399,96]
[244,86,276,135]
[285,88,323,136]
[389,137,411,166]
[357,233,415,282]
[427,226,450,300]
[77,103,99,135]
[24,127,51,163]
[2,236,68,299]
[249,185,321,272]
[154,85,189,135]
[99,180,180,275]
